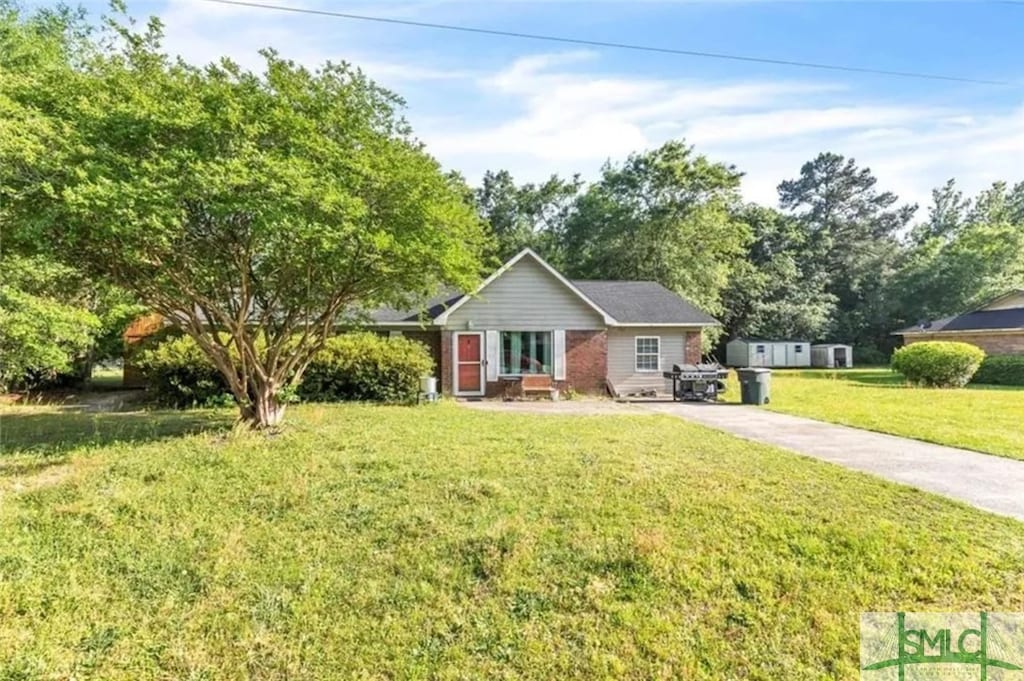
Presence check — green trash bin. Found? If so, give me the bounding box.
[737,368,772,405]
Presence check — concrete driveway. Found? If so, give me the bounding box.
[641,402,1024,522]
[460,399,1024,521]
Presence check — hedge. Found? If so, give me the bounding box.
[971,354,1024,387]
[298,333,434,404]
[890,341,986,388]
[136,332,434,407]
[133,335,231,408]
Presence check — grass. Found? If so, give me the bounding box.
[88,366,125,390]
[1,403,1024,679]
[724,368,1024,461]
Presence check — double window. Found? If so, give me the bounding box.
[501,331,551,375]
[635,336,660,372]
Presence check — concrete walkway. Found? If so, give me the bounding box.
[641,402,1024,522]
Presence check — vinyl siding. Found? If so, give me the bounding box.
[607,327,690,395]
[446,257,604,330]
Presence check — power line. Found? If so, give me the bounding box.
[197,0,1014,86]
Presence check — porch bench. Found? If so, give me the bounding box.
[521,374,559,401]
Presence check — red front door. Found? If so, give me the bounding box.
[456,333,484,395]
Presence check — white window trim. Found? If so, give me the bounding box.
[499,330,554,377]
[635,335,661,373]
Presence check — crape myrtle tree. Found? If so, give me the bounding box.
[1,7,486,428]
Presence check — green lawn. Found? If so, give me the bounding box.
[724,368,1024,461]
[2,403,1024,679]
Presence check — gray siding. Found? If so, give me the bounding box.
[607,327,690,395]
[446,257,604,330]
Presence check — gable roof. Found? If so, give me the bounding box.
[434,248,615,325]
[572,280,718,325]
[370,248,720,328]
[897,290,1024,335]
[976,289,1024,311]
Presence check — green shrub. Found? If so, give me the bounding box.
[299,332,434,404]
[971,354,1024,387]
[137,331,435,408]
[891,341,986,388]
[134,335,231,408]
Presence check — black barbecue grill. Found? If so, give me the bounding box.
[663,363,729,402]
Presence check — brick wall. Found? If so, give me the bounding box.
[443,329,610,396]
[905,332,1024,356]
[440,332,453,394]
[684,331,702,363]
[401,330,443,375]
[564,330,608,393]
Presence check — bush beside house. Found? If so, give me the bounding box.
[971,355,1024,387]
[299,333,435,404]
[134,335,231,408]
[136,332,434,407]
[891,341,986,388]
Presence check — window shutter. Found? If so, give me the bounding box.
[485,330,499,382]
[553,330,566,380]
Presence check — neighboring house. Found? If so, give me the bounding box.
[372,248,718,397]
[896,290,1024,355]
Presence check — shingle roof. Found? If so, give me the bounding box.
[369,280,717,326]
[369,290,464,324]
[572,280,719,325]
[895,316,956,335]
[943,308,1024,331]
[897,307,1024,335]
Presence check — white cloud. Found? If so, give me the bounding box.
[134,1,1024,210]
[420,51,1024,209]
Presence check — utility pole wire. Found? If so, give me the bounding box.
[197,0,1014,86]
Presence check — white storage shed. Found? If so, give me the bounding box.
[811,344,853,368]
[725,339,812,368]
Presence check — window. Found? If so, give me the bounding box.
[635,336,660,372]
[501,331,551,375]
[755,344,766,353]
[794,344,803,353]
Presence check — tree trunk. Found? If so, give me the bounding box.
[239,385,286,429]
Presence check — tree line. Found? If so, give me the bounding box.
[2,3,1022,425]
[472,146,1024,360]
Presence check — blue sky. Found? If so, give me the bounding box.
[65,0,1024,209]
